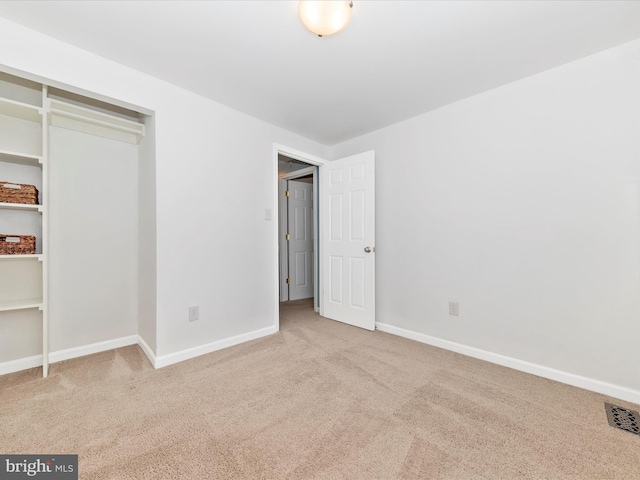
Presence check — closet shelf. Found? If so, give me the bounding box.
[0,202,43,212]
[49,99,145,145]
[0,97,42,123]
[0,254,43,261]
[0,149,42,166]
[0,298,43,312]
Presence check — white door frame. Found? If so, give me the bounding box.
[279,166,316,303]
[273,144,326,330]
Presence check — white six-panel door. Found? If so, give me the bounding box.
[321,151,375,330]
[287,180,314,300]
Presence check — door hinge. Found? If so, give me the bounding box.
[285,190,290,197]
[285,234,290,241]
[286,278,290,284]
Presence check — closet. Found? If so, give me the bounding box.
[0,71,149,377]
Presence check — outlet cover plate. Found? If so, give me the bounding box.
[449,302,459,316]
[189,306,199,321]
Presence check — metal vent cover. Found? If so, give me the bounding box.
[605,403,640,436]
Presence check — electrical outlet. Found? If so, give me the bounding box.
[449,302,459,316]
[188,306,199,321]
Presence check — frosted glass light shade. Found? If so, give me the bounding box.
[298,1,353,37]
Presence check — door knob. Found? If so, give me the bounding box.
[364,246,374,253]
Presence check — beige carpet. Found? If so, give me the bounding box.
[1,299,639,479]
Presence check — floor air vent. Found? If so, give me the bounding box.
[605,403,640,435]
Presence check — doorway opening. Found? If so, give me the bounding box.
[278,154,319,312]
[273,144,376,333]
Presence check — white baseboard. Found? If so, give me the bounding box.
[0,354,42,376]
[0,327,279,376]
[376,322,640,406]
[154,325,279,369]
[137,335,157,368]
[0,335,139,376]
[50,335,138,363]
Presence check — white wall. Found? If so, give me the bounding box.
[331,40,640,393]
[0,18,329,360]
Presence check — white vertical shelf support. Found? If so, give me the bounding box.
[41,85,49,378]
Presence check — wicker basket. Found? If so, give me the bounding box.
[0,235,36,255]
[0,181,39,205]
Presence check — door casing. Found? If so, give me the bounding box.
[279,166,317,303]
[273,145,325,329]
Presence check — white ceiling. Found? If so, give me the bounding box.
[0,1,639,145]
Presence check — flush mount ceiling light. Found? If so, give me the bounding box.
[298,1,353,37]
